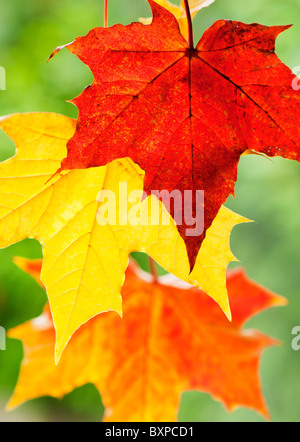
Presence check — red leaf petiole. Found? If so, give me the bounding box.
[183,0,194,49]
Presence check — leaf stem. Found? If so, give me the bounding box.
[183,0,194,49]
[104,0,108,28]
[148,257,159,283]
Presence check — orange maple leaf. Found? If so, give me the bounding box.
[8,259,286,421]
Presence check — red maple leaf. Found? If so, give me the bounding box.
[52,0,300,269]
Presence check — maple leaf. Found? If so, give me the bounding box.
[52,0,300,270]
[140,0,215,41]
[0,112,247,362]
[8,260,286,421]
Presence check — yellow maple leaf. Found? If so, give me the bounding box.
[0,113,248,362]
[140,0,215,41]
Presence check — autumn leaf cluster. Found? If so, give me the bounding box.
[0,0,299,422]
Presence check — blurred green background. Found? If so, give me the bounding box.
[0,0,300,422]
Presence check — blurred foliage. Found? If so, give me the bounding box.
[0,0,300,422]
